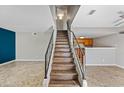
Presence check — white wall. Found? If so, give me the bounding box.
[94,34,118,47]
[94,34,124,67]
[86,48,116,65]
[16,28,53,61]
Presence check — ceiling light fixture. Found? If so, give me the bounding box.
[80,36,85,39]
[57,13,64,20]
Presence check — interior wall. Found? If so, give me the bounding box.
[93,34,117,47]
[94,34,124,67]
[16,28,53,61]
[86,48,116,65]
[0,28,15,63]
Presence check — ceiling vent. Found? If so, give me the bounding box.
[119,31,124,34]
[88,10,96,15]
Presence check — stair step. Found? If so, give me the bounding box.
[56,42,68,45]
[53,58,73,63]
[51,70,78,80]
[57,34,67,36]
[56,36,68,39]
[56,39,68,42]
[55,45,69,48]
[49,80,80,87]
[52,63,75,70]
[57,31,67,33]
[54,52,72,57]
[55,48,70,52]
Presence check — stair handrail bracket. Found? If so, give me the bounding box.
[67,21,87,87]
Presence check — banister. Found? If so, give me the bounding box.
[45,30,54,79]
[67,21,86,81]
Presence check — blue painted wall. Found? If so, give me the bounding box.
[0,28,15,64]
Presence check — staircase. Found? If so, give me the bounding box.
[49,30,80,87]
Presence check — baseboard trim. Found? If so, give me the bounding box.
[86,64,116,66]
[86,64,124,69]
[0,60,15,66]
[115,64,124,69]
[15,59,45,62]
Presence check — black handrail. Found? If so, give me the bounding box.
[67,21,86,80]
[67,22,85,55]
[45,30,54,79]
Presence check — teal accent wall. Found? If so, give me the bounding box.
[0,28,15,63]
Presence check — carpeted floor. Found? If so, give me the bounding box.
[0,61,124,87]
[0,61,44,87]
[86,66,124,87]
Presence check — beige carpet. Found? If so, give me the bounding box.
[1,61,124,87]
[0,61,44,87]
[86,66,124,87]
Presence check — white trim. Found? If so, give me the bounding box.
[15,59,45,62]
[86,64,116,66]
[115,64,124,69]
[86,64,124,69]
[0,60,15,66]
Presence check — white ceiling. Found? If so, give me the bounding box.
[72,5,124,28]
[0,5,53,32]
[72,5,124,38]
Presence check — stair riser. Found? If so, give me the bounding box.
[54,53,71,57]
[57,36,67,38]
[53,58,73,63]
[55,45,69,48]
[52,66,75,70]
[57,35,67,36]
[51,75,78,80]
[55,48,70,52]
[56,42,68,45]
[56,39,68,41]
[49,85,79,87]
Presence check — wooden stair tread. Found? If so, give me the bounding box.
[55,45,69,48]
[53,62,74,65]
[52,62,75,67]
[53,57,73,62]
[52,63,75,70]
[55,49,70,52]
[56,39,68,40]
[51,70,77,74]
[56,42,68,45]
[49,80,80,87]
[54,52,72,57]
